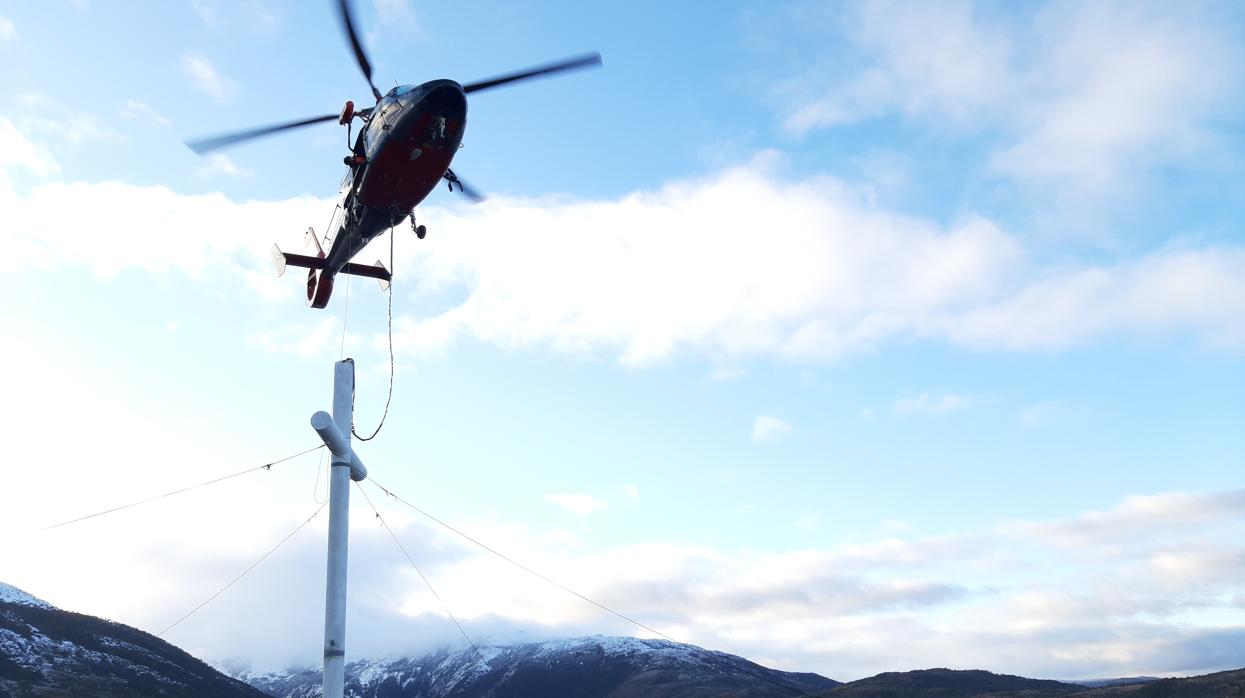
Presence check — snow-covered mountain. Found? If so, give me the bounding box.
[238,635,839,697]
[0,582,53,610]
[0,581,264,697]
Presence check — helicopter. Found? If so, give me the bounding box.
[187,0,601,308]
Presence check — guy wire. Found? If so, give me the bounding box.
[41,446,325,532]
[355,481,485,663]
[365,477,817,697]
[159,501,327,637]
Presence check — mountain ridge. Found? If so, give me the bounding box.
[238,634,840,697]
[2,581,1243,698]
[0,582,265,697]
[0,582,53,610]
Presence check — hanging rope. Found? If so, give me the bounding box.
[339,275,353,360]
[353,223,396,442]
[311,447,329,505]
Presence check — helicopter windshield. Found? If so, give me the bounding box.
[385,85,418,98]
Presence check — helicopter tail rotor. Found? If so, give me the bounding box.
[443,168,486,203]
[308,269,334,309]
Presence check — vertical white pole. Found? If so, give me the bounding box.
[323,359,354,698]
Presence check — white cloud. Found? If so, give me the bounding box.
[375,0,420,29]
[542,528,580,547]
[0,173,327,282]
[940,247,1245,351]
[385,162,1245,365]
[544,493,609,516]
[251,4,279,31]
[181,51,238,102]
[708,365,746,382]
[893,392,974,415]
[1147,546,1245,590]
[783,0,1014,133]
[989,2,1241,194]
[0,15,17,41]
[778,1,1243,197]
[386,154,1033,365]
[334,487,1244,680]
[1008,489,1245,548]
[623,484,639,500]
[246,318,342,358]
[1017,401,1059,428]
[196,153,253,179]
[15,106,124,146]
[752,415,793,443]
[0,119,60,179]
[1,157,1241,361]
[191,0,222,27]
[15,93,49,108]
[121,99,170,127]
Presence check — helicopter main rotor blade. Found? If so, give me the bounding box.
[185,114,339,154]
[462,53,603,94]
[336,0,383,102]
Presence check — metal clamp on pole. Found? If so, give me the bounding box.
[311,411,368,481]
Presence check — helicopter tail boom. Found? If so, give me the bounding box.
[272,245,392,307]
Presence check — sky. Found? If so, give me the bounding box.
[1,0,1243,684]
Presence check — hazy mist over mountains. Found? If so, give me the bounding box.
[4,584,1245,698]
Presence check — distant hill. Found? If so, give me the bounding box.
[1066,668,1245,697]
[0,581,265,698]
[818,667,1084,697]
[238,635,840,697]
[1069,678,1160,689]
[815,666,1245,698]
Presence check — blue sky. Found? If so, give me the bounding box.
[1,0,1243,683]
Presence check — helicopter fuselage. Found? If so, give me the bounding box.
[310,79,467,305]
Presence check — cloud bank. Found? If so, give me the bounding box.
[2,133,1241,365]
[15,486,1239,682]
[391,161,1244,364]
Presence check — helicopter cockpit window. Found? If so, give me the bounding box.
[386,85,417,98]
